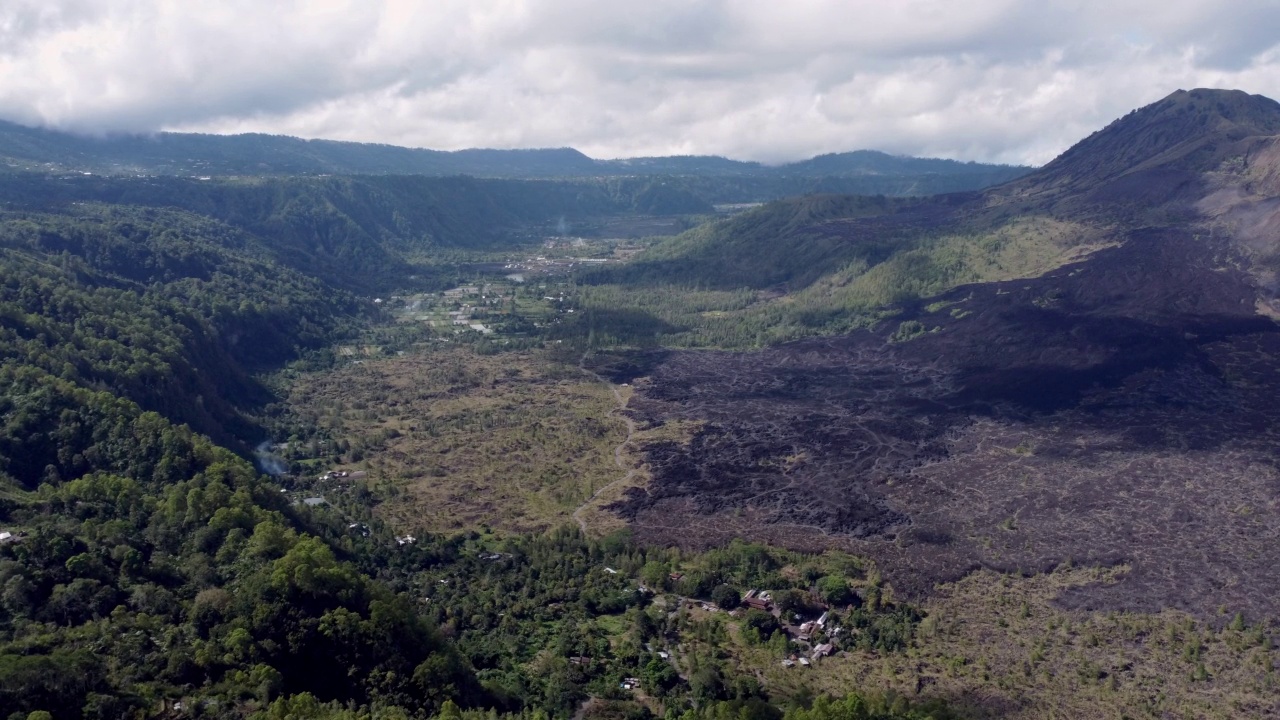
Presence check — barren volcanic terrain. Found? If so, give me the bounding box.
[600,90,1280,620]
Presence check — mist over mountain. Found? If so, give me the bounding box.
[0,118,1030,191]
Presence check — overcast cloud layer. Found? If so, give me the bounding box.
[2,1,1279,165]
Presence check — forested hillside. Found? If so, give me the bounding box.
[0,204,369,464]
[0,173,718,291]
[0,206,480,713]
[0,417,477,718]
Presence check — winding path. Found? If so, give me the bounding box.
[573,355,638,534]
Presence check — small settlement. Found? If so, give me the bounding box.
[740,589,843,668]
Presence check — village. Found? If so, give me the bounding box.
[675,584,843,671]
[381,229,645,341]
[387,272,577,340]
[599,567,853,692]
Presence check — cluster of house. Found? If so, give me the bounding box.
[781,642,835,669]
[155,698,187,716]
[395,534,417,546]
[619,677,643,691]
[443,286,481,299]
[0,530,23,546]
[783,611,841,668]
[439,308,494,334]
[436,285,502,334]
[641,643,667,655]
[501,256,604,277]
[796,611,830,641]
[742,589,772,611]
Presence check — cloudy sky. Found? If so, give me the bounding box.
[2,1,1278,166]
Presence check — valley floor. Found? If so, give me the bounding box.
[274,337,1280,719]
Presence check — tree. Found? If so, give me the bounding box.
[711,585,741,610]
[641,656,679,693]
[640,561,669,590]
[437,699,463,720]
[631,607,658,642]
[741,609,779,643]
[774,589,810,618]
[817,576,853,607]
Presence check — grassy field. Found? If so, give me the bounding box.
[285,347,631,533]
[787,215,1114,317]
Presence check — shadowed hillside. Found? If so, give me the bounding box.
[1005,88,1280,204]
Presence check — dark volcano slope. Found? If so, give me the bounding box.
[605,89,1280,619]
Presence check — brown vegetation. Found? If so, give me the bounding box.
[286,348,628,533]
[739,566,1278,719]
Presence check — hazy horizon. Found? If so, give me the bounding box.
[2,1,1278,166]
[0,116,1041,168]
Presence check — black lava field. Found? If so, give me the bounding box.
[603,227,1280,620]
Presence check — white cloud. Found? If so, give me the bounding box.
[0,0,1278,165]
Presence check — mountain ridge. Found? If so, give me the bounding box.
[0,117,1031,184]
[997,88,1280,212]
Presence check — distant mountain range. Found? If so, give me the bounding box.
[0,118,1031,190]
